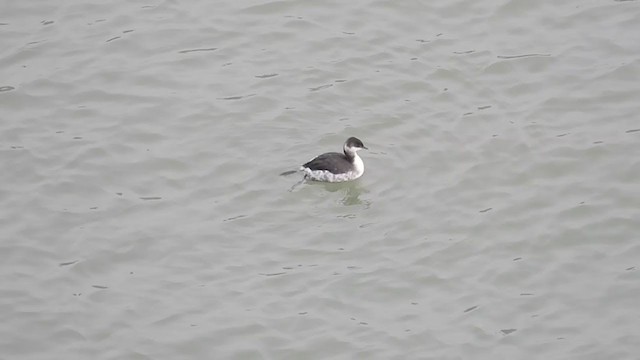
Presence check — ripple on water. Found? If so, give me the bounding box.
[1,0,640,359]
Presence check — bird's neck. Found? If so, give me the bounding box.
[344,146,356,161]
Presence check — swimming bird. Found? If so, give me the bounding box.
[282,137,368,182]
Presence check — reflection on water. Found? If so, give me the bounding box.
[320,181,369,207]
[288,176,369,207]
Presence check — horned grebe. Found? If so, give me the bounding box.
[293,137,368,182]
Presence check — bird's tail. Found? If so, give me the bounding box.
[279,170,298,176]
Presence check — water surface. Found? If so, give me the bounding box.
[1,0,639,359]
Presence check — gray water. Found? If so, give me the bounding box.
[2,0,640,359]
